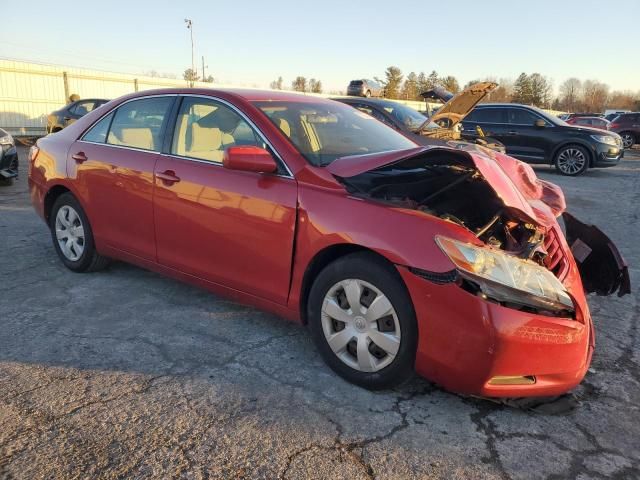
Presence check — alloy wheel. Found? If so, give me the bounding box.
[557,148,587,175]
[621,133,634,149]
[55,205,85,261]
[321,279,401,372]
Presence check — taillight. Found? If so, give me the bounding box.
[609,123,620,129]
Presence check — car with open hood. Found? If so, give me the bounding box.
[28,88,629,397]
[335,82,505,153]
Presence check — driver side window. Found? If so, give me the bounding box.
[172,97,265,163]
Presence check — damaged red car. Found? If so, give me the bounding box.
[28,89,630,397]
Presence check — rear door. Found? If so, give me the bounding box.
[153,96,298,304]
[71,95,175,260]
[503,107,552,162]
[461,107,509,145]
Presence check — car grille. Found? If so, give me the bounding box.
[543,227,570,280]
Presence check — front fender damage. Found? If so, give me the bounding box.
[563,212,630,297]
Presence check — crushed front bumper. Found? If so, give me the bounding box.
[400,265,593,397]
[398,210,628,398]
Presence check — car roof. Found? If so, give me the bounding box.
[112,87,331,104]
[333,97,404,108]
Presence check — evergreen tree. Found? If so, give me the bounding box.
[401,72,419,100]
[441,75,460,93]
[382,66,403,99]
[512,73,533,104]
[291,76,307,92]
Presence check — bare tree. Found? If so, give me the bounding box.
[309,78,323,93]
[440,75,460,94]
[582,80,609,112]
[270,76,284,90]
[559,78,582,112]
[183,68,200,83]
[292,76,307,92]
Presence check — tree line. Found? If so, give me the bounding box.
[376,66,639,113]
[270,76,323,94]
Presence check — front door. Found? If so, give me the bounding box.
[153,96,298,304]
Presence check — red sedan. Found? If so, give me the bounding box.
[28,89,629,397]
[566,116,611,130]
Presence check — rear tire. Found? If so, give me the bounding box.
[308,252,417,390]
[620,132,635,149]
[50,192,110,272]
[365,90,371,98]
[554,145,589,176]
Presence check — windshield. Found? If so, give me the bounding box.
[254,100,416,166]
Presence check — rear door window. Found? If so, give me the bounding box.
[106,97,173,152]
[469,108,507,123]
[69,101,97,116]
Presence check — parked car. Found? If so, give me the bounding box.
[608,112,640,148]
[604,109,630,122]
[335,82,505,152]
[562,112,604,120]
[346,79,384,98]
[28,88,629,397]
[566,116,611,130]
[47,98,109,133]
[0,128,18,185]
[461,103,624,175]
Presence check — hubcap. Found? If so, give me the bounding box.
[321,279,401,373]
[622,134,634,149]
[55,205,85,261]
[557,148,586,174]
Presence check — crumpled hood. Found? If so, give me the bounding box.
[327,145,565,229]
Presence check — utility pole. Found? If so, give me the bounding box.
[202,56,205,81]
[184,18,194,87]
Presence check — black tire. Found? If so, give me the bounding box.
[554,144,590,176]
[50,192,110,272]
[0,177,13,186]
[307,252,417,390]
[620,131,635,149]
[365,90,371,98]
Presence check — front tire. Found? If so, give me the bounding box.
[50,193,110,272]
[308,252,417,390]
[620,132,635,149]
[365,90,371,98]
[554,145,589,176]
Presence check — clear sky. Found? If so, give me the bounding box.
[1,0,638,93]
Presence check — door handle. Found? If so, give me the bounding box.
[507,130,518,135]
[71,152,88,163]
[156,170,181,185]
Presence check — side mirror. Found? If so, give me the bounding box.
[223,146,278,174]
[534,119,546,128]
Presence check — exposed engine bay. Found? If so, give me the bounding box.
[341,150,546,262]
[332,147,630,300]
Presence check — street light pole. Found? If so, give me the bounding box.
[184,18,194,87]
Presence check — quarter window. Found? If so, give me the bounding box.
[106,97,173,152]
[171,97,265,163]
[82,112,114,143]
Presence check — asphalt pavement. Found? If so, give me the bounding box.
[1,146,639,479]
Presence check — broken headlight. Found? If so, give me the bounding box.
[435,236,574,313]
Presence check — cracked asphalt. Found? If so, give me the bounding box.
[1,146,639,479]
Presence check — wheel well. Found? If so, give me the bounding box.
[44,185,71,223]
[299,244,395,324]
[552,142,595,167]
